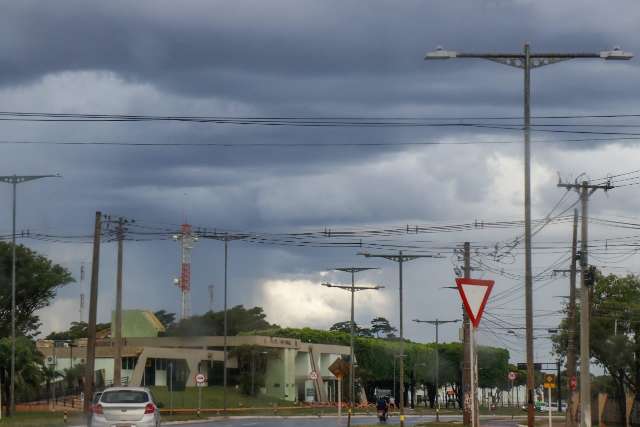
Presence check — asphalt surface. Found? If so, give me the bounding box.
[167,414,523,427]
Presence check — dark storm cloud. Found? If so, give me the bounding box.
[1,0,639,360]
[2,0,638,114]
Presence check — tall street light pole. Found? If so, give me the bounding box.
[413,318,460,421]
[322,266,381,408]
[204,232,248,416]
[359,250,442,427]
[425,44,632,427]
[0,174,61,414]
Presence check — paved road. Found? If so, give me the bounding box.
[168,414,523,427]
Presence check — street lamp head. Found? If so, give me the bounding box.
[357,251,371,257]
[600,46,633,60]
[321,282,333,288]
[425,46,457,60]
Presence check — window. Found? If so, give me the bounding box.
[121,357,138,370]
[155,359,168,370]
[101,390,149,404]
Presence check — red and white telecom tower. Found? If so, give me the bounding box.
[173,224,197,320]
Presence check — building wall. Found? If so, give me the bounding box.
[295,351,311,377]
[264,348,298,402]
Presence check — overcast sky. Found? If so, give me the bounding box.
[2,0,640,364]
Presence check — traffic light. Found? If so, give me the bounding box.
[585,266,597,287]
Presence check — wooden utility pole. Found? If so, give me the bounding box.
[566,209,579,427]
[463,242,472,426]
[113,218,124,386]
[84,212,102,414]
[558,179,613,427]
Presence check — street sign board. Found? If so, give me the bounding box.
[309,371,318,380]
[195,373,206,386]
[508,371,517,381]
[455,278,495,328]
[517,362,542,371]
[328,357,350,380]
[544,374,556,389]
[570,375,577,390]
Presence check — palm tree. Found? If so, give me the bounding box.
[41,365,61,403]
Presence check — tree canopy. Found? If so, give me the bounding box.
[329,321,373,337]
[164,305,275,336]
[0,242,74,337]
[370,317,397,339]
[552,271,640,405]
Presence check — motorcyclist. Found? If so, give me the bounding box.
[377,396,389,420]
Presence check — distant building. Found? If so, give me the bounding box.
[37,309,350,403]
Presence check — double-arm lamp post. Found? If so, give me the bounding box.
[0,174,61,414]
[358,250,442,427]
[413,318,460,421]
[322,267,382,408]
[424,44,632,427]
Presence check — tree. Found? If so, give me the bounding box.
[41,364,62,402]
[370,317,398,339]
[153,310,176,329]
[0,337,44,413]
[46,321,110,341]
[552,271,640,422]
[0,242,74,337]
[165,305,275,337]
[329,321,372,337]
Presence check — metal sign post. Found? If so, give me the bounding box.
[337,375,342,421]
[544,374,557,427]
[455,278,495,427]
[195,373,206,417]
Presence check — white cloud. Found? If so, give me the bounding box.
[37,297,82,337]
[259,278,391,329]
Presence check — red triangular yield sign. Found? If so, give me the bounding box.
[455,278,494,328]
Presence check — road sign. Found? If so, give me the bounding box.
[508,371,517,381]
[309,371,318,380]
[544,373,556,389]
[517,362,542,371]
[570,375,577,390]
[195,373,206,386]
[455,278,495,328]
[328,358,350,380]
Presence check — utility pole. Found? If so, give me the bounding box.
[113,217,126,387]
[558,180,613,427]
[204,232,248,416]
[80,263,86,323]
[413,318,460,421]
[567,209,579,427]
[463,242,472,427]
[322,267,381,409]
[0,173,60,415]
[84,212,102,414]
[208,285,214,312]
[426,44,632,427]
[359,250,442,427]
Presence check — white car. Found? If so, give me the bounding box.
[90,387,161,427]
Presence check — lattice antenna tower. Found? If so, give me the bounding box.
[173,224,198,320]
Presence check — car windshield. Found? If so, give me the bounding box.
[101,390,149,404]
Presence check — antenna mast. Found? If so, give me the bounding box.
[174,224,197,319]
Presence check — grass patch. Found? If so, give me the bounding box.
[0,412,84,427]
[150,385,291,409]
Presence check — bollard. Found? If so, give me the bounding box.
[63,410,68,424]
